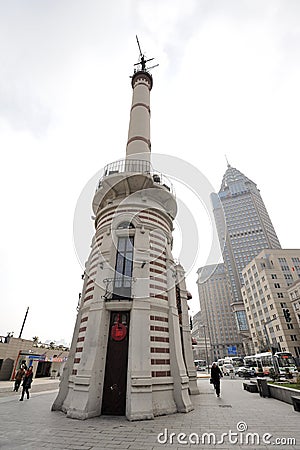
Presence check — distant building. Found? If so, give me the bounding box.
[191,311,211,363]
[211,164,281,351]
[0,335,69,381]
[241,249,300,357]
[196,264,242,361]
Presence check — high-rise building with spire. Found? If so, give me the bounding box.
[211,163,281,351]
[52,42,198,421]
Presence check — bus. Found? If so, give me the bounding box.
[194,359,207,371]
[244,352,298,376]
[231,356,244,369]
[273,352,298,375]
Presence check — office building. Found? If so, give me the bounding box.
[211,164,281,349]
[288,279,300,335]
[191,311,211,363]
[196,264,242,360]
[242,249,300,357]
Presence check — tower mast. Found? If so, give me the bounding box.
[126,36,158,160]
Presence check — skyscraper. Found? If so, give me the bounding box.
[212,163,281,348]
[52,44,198,421]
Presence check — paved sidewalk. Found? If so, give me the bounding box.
[0,378,299,449]
[0,377,60,398]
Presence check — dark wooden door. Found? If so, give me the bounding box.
[101,311,130,415]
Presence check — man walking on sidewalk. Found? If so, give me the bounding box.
[211,362,223,397]
[19,366,33,401]
[13,365,25,392]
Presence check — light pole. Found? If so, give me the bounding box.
[262,316,277,351]
[19,306,29,339]
[262,316,279,375]
[201,325,209,374]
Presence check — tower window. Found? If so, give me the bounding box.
[117,221,135,229]
[113,236,134,299]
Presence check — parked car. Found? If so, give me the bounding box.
[236,366,256,377]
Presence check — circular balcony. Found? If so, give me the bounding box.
[96,159,174,195]
[92,158,177,220]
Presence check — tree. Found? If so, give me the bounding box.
[32,336,39,346]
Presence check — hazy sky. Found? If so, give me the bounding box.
[1,0,300,345]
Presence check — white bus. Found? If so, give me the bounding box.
[194,359,207,371]
[244,352,298,376]
[273,352,298,375]
[230,356,244,369]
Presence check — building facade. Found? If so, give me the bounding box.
[52,52,198,421]
[191,311,211,364]
[241,249,300,357]
[211,164,281,350]
[288,279,300,331]
[196,264,242,361]
[0,335,68,381]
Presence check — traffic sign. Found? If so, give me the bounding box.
[227,345,237,355]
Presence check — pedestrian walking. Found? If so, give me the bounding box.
[210,362,223,397]
[19,366,33,401]
[13,365,26,392]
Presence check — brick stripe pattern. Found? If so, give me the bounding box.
[150,314,171,377]
[149,230,168,302]
[73,315,89,370]
[81,234,104,304]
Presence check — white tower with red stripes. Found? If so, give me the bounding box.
[52,42,198,421]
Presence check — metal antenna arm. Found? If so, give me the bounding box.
[133,36,158,74]
[136,35,142,57]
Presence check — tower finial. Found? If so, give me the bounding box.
[133,35,159,73]
[225,154,231,168]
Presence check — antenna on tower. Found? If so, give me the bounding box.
[133,35,159,73]
[225,154,231,168]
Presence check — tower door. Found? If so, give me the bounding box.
[101,311,130,415]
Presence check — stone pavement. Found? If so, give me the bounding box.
[0,377,60,398]
[0,377,299,450]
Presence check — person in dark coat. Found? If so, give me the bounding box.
[19,366,33,401]
[13,365,25,392]
[211,362,223,397]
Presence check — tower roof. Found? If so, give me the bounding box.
[219,165,257,197]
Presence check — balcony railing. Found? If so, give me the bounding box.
[102,277,134,301]
[96,159,174,195]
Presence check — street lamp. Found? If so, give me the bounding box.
[200,325,209,374]
[262,316,277,351]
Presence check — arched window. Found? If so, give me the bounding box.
[117,222,135,230]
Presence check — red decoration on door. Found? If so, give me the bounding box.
[111,314,127,341]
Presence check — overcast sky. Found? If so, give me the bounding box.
[1,0,300,345]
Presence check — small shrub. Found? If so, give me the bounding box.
[269,368,280,382]
[285,368,293,380]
